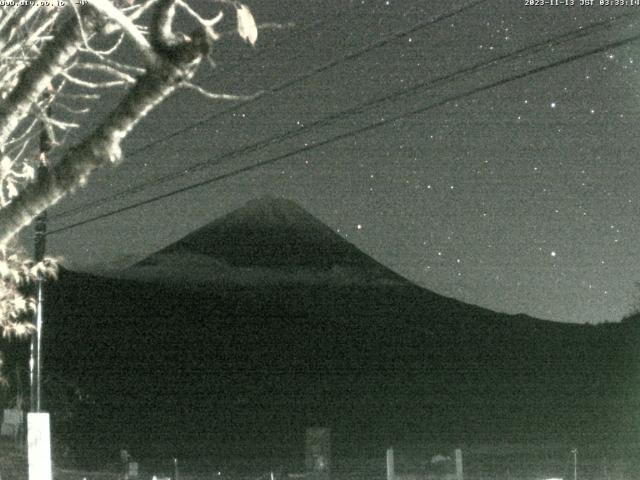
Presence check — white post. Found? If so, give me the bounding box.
[455,448,463,480]
[386,447,395,480]
[27,412,52,480]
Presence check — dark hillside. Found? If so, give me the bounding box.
[23,198,640,460]
[40,269,640,459]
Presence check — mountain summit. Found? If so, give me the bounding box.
[117,197,408,286]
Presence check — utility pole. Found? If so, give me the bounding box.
[571,448,578,480]
[30,97,51,414]
[27,91,53,480]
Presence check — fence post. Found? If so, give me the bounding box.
[305,427,330,480]
[455,448,463,480]
[386,447,395,480]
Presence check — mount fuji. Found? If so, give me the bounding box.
[113,196,409,287]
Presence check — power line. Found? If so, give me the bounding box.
[50,0,489,220]
[50,9,635,222]
[124,0,487,157]
[48,28,640,236]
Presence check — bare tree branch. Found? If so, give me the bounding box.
[61,71,130,89]
[71,62,138,82]
[85,0,157,65]
[176,1,223,42]
[181,81,258,101]
[0,8,104,148]
[0,0,261,343]
[0,6,39,51]
[1,10,61,59]
[79,31,126,57]
[0,3,213,245]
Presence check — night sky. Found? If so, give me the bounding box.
[34,0,640,324]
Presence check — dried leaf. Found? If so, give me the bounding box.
[0,156,11,175]
[22,163,35,180]
[236,4,257,46]
[13,295,26,312]
[6,180,18,199]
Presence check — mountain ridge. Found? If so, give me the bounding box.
[114,196,410,287]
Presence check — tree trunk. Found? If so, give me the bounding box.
[0,9,103,147]
[0,53,201,245]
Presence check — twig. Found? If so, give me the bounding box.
[60,71,129,89]
[86,0,157,65]
[71,62,137,83]
[176,0,223,41]
[181,82,259,101]
[79,31,126,56]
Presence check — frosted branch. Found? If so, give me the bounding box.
[79,32,126,56]
[42,115,80,131]
[176,1,223,41]
[0,8,21,39]
[0,6,39,51]
[85,0,157,65]
[61,71,129,89]
[0,0,262,250]
[56,103,91,115]
[0,8,103,146]
[127,0,161,23]
[71,62,137,83]
[4,119,38,148]
[70,1,98,54]
[57,92,101,101]
[181,82,258,101]
[90,56,146,75]
[0,5,214,244]
[1,11,60,60]
[150,0,178,50]
[7,137,35,165]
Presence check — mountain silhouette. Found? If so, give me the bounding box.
[117,196,408,286]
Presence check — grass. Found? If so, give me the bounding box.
[0,437,28,479]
